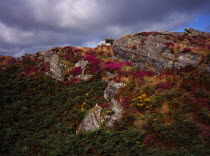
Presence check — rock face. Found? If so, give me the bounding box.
[50,55,63,80]
[75,60,93,81]
[77,82,125,133]
[112,30,203,73]
[77,104,103,133]
[98,41,111,46]
[184,28,210,36]
[104,82,126,100]
[43,51,56,62]
[105,99,123,127]
[105,38,115,45]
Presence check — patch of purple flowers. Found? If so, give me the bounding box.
[182,48,192,53]
[103,61,122,72]
[164,42,175,48]
[85,52,101,65]
[74,49,83,53]
[135,71,155,77]
[70,67,82,76]
[177,35,185,41]
[101,103,110,108]
[59,54,77,62]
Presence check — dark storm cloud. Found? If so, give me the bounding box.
[0,0,210,56]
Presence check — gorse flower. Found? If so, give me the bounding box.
[131,90,156,109]
[81,102,87,111]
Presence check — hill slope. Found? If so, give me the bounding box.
[0,28,209,155]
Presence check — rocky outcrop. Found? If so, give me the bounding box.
[75,60,93,81]
[104,82,126,100]
[75,60,88,71]
[105,99,123,127]
[49,55,63,80]
[184,28,210,36]
[105,38,115,45]
[77,82,125,133]
[98,41,111,46]
[77,104,103,133]
[112,30,203,73]
[43,51,56,62]
[98,38,115,46]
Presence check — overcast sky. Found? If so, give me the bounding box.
[0,0,210,57]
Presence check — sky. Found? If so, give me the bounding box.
[0,0,210,57]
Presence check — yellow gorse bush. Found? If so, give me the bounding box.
[81,102,87,111]
[131,90,156,109]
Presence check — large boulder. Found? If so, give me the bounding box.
[184,28,210,36]
[77,104,104,133]
[75,60,93,81]
[105,38,115,45]
[41,50,56,62]
[105,99,123,127]
[104,82,126,100]
[49,55,63,80]
[77,82,125,133]
[77,100,123,133]
[112,32,202,73]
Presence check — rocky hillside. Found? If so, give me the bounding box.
[0,28,209,155]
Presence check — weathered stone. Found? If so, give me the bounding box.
[78,81,125,133]
[75,60,92,81]
[105,99,123,127]
[113,34,175,72]
[159,31,185,36]
[161,49,175,61]
[112,31,203,73]
[77,100,123,133]
[184,28,210,36]
[99,41,111,46]
[106,72,116,78]
[104,82,126,100]
[49,55,63,80]
[43,51,56,62]
[76,74,93,81]
[77,104,103,133]
[105,38,115,45]
[75,60,88,71]
[174,53,200,68]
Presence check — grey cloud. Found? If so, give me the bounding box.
[0,0,210,57]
